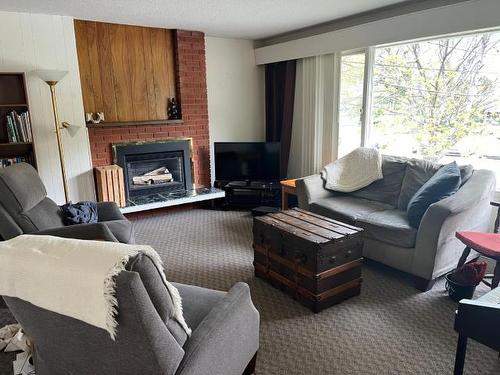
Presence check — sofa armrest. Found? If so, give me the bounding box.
[96,201,127,222]
[176,282,260,375]
[296,174,334,210]
[33,222,118,242]
[432,169,496,215]
[412,169,496,279]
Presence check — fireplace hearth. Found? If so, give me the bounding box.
[113,139,224,213]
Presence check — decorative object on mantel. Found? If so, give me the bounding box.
[167,97,180,120]
[85,112,105,124]
[33,69,82,203]
[95,165,126,208]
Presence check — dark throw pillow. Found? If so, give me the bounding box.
[61,201,98,226]
[407,162,461,228]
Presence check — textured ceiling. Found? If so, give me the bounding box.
[0,0,410,39]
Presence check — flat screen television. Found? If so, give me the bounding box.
[214,142,281,181]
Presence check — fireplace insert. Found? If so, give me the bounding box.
[113,139,193,200]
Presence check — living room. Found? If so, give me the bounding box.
[0,0,499,374]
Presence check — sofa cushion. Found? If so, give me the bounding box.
[407,162,461,228]
[349,155,408,207]
[398,158,441,210]
[356,209,417,248]
[310,195,393,224]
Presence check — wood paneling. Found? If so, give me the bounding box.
[165,30,176,97]
[74,21,95,113]
[142,28,158,118]
[110,24,134,121]
[74,20,177,123]
[128,26,148,121]
[97,22,118,122]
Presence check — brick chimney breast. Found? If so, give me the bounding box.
[88,30,210,188]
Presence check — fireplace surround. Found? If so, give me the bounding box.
[113,139,193,200]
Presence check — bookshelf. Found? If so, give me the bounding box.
[0,73,36,169]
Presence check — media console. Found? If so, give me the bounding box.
[214,180,281,208]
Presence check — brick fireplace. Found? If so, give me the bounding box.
[87,30,210,188]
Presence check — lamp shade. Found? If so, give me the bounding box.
[61,122,82,138]
[33,69,68,83]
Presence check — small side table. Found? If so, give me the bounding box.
[491,201,500,233]
[280,179,297,209]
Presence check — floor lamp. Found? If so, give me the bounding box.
[33,69,70,203]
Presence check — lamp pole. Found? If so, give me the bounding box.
[47,81,70,203]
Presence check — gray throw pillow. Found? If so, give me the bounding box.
[407,162,461,228]
[398,158,441,210]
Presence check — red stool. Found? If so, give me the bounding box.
[455,231,500,288]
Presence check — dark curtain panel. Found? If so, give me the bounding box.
[265,60,296,178]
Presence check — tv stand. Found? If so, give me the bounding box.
[215,180,281,209]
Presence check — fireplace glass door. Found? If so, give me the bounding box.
[125,151,186,197]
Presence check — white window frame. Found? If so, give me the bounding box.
[337,48,374,156]
[361,47,375,147]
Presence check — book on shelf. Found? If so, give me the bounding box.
[5,110,32,143]
[0,155,33,168]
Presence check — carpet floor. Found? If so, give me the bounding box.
[1,209,499,374]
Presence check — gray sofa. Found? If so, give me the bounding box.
[0,163,134,243]
[3,253,260,375]
[296,156,496,291]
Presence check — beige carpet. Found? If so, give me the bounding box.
[1,208,499,374]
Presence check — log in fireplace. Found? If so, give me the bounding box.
[113,139,193,200]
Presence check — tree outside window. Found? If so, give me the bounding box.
[368,32,500,182]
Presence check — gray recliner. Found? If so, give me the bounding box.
[0,163,134,243]
[3,253,260,375]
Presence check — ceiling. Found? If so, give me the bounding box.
[0,0,412,40]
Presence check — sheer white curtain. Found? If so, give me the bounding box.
[288,53,340,178]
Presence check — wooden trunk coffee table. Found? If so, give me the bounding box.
[253,207,364,312]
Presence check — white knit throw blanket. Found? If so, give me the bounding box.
[0,235,191,340]
[321,147,383,192]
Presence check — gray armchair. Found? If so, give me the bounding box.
[3,253,260,375]
[0,163,134,243]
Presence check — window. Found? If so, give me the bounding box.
[367,32,500,183]
[336,31,500,185]
[338,53,366,158]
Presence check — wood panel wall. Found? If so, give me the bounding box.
[74,20,176,123]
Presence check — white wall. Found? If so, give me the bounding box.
[255,0,500,64]
[205,37,265,183]
[0,11,95,204]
